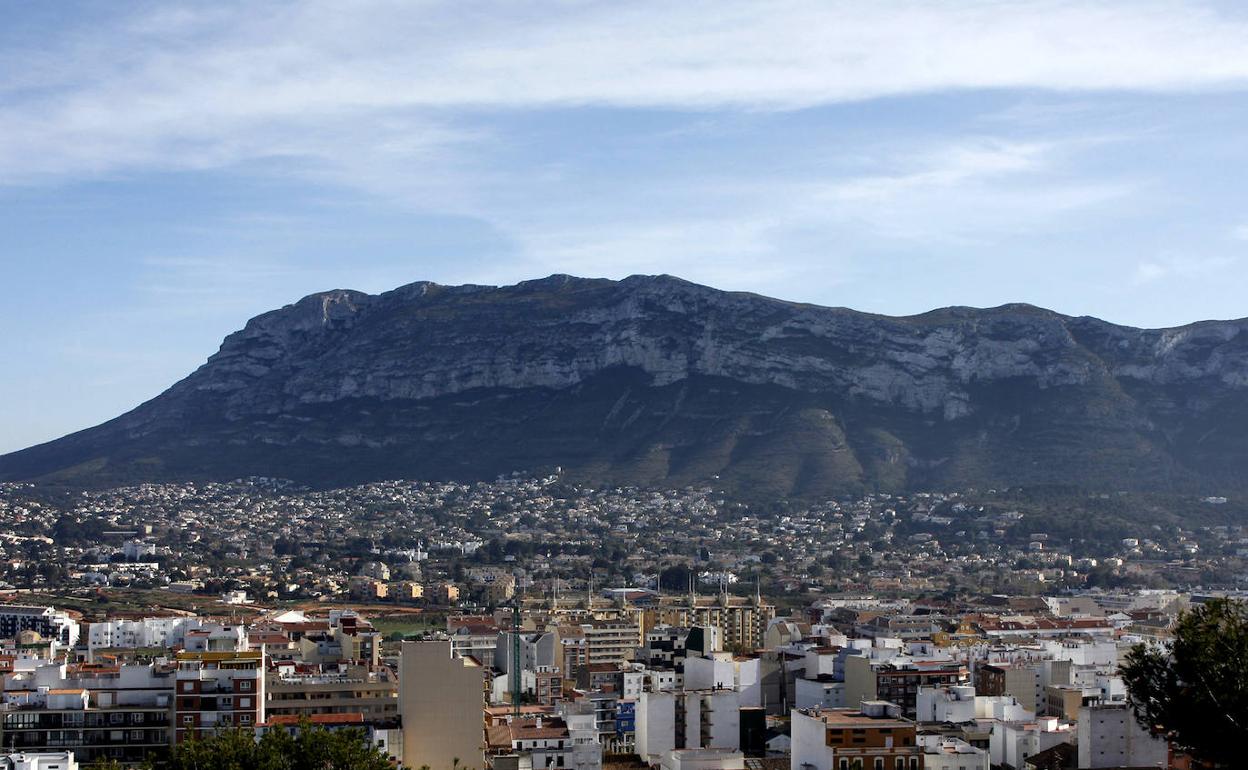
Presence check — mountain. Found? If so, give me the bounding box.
[4,274,1248,497]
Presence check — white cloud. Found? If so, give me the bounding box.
[3,1,1248,184]
[483,136,1132,298]
[1131,253,1238,285]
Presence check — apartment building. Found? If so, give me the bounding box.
[635,689,740,764]
[650,595,775,653]
[582,621,642,666]
[485,713,601,770]
[0,608,79,648]
[495,631,558,676]
[974,662,1043,714]
[791,702,923,770]
[0,662,174,765]
[86,617,202,651]
[265,664,397,722]
[844,657,969,718]
[1076,702,1166,769]
[173,650,264,742]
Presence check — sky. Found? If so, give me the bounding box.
[4,0,1248,453]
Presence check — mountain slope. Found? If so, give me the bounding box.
[4,274,1248,497]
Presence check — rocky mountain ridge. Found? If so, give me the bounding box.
[4,274,1247,497]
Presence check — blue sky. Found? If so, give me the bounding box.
[4,0,1248,453]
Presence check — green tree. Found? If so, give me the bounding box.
[1120,598,1248,767]
[166,722,393,770]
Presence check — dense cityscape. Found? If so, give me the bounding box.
[6,1,1248,768]
[0,476,1242,768]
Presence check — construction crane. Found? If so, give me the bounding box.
[512,601,521,717]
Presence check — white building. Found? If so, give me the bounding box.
[684,654,763,707]
[87,616,204,650]
[917,735,989,770]
[659,748,745,770]
[793,677,845,709]
[122,540,157,561]
[915,685,1031,724]
[636,690,740,764]
[1076,702,1167,769]
[0,606,79,647]
[0,752,78,770]
[988,716,1074,769]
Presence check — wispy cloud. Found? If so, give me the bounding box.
[1131,253,1239,285]
[3,1,1248,186]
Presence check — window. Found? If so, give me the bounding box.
[238,680,252,691]
[183,716,194,725]
[874,760,883,770]
[240,697,250,708]
[183,682,194,692]
[240,715,252,725]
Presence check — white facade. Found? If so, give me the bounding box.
[915,686,1031,724]
[636,690,740,764]
[0,753,78,770]
[0,606,79,647]
[566,712,605,770]
[637,691,677,762]
[790,709,834,770]
[988,717,1073,769]
[659,748,745,770]
[1076,703,1167,769]
[917,735,989,770]
[794,678,845,710]
[87,616,203,650]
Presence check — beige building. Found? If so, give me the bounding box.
[400,641,485,770]
[349,576,389,601]
[582,619,642,666]
[434,583,462,604]
[394,581,425,601]
[649,594,774,652]
[266,664,398,721]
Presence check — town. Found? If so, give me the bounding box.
[0,476,1240,768]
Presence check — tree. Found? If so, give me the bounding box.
[1120,598,1248,766]
[166,723,393,770]
[659,564,693,592]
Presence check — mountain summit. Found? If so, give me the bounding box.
[4,274,1247,496]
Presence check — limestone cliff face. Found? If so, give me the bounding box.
[4,274,1247,496]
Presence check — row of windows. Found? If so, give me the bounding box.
[181,713,253,726]
[180,679,253,692]
[836,758,918,770]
